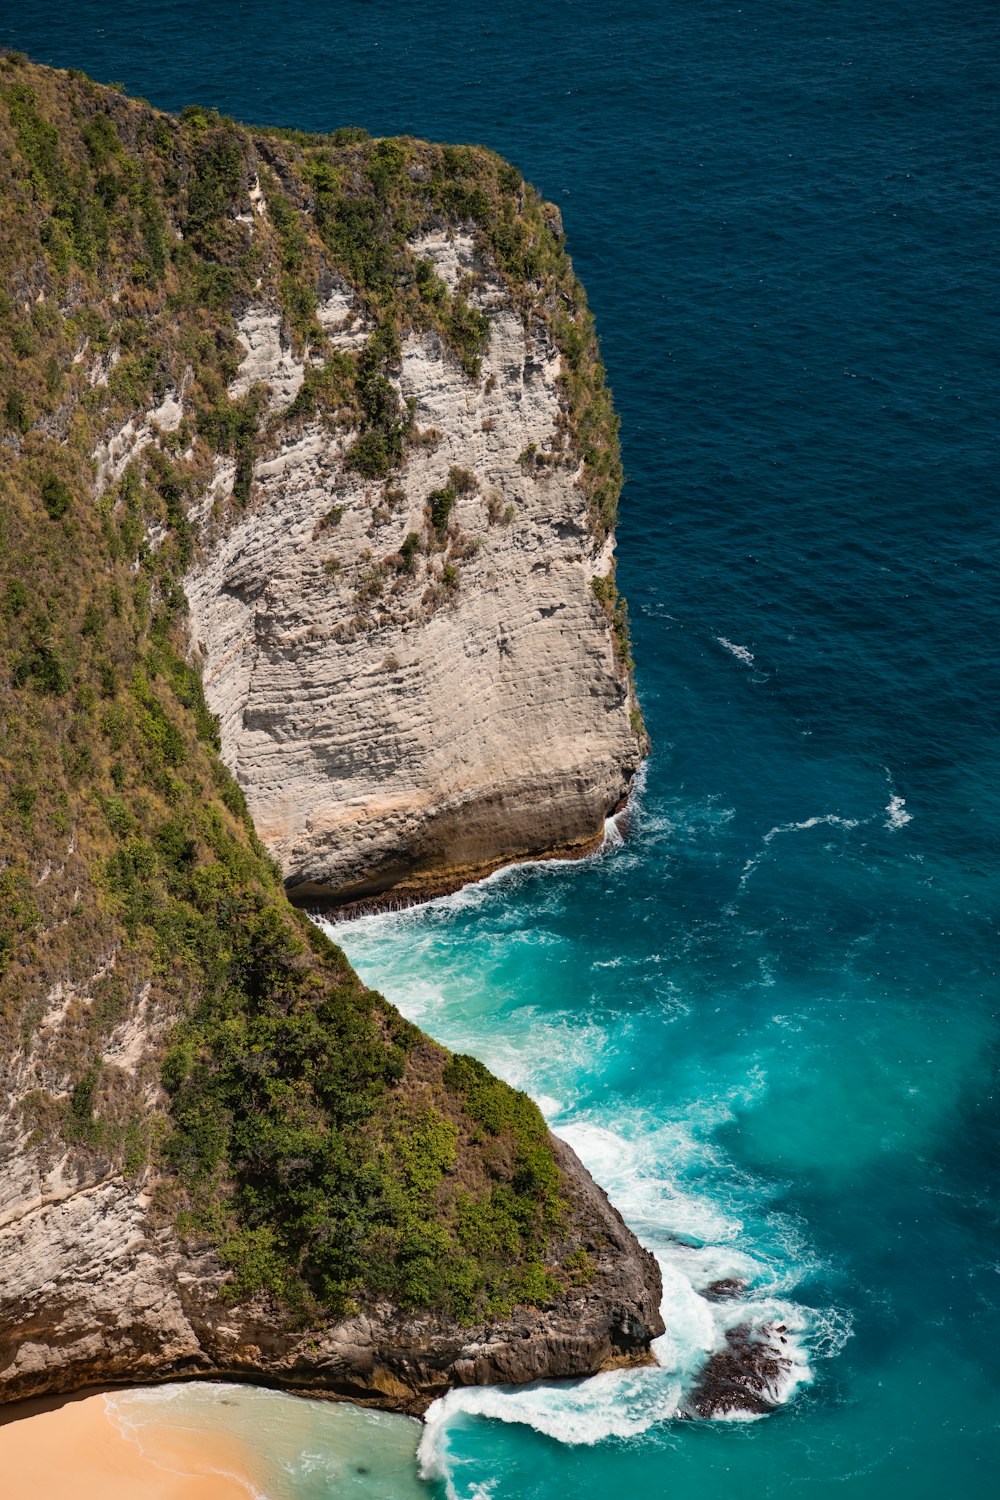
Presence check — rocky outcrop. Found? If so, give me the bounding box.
[186,233,643,908]
[0,1127,662,1415]
[684,1321,793,1419]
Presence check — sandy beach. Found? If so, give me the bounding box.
[0,1390,262,1500]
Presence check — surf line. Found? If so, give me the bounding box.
[731,812,863,907]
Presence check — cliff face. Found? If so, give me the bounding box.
[186,233,641,907]
[0,1128,661,1415]
[0,56,659,1414]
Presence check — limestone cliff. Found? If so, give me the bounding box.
[187,232,643,908]
[0,56,659,1414]
[0,1115,661,1414]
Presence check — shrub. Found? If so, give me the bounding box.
[3,578,28,616]
[486,492,514,525]
[10,786,37,820]
[0,871,39,980]
[66,1062,102,1142]
[399,530,421,572]
[448,465,478,494]
[414,257,446,305]
[428,486,455,534]
[101,704,131,750]
[366,138,406,195]
[185,118,246,248]
[4,389,29,433]
[330,125,369,146]
[81,601,105,639]
[10,321,37,358]
[444,295,490,377]
[346,428,395,478]
[346,325,406,478]
[590,573,616,610]
[40,474,72,519]
[101,795,136,839]
[13,643,70,694]
[196,391,262,505]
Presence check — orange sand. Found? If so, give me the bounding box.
[0,1391,261,1499]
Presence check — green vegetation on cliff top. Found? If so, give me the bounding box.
[0,55,626,1324]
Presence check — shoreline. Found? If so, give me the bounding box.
[0,1370,437,1426]
[0,1388,260,1500]
[300,833,607,921]
[296,799,635,922]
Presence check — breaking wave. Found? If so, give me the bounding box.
[716,636,756,667]
[884,794,912,830]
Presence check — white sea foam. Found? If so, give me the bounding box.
[418,1366,686,1493]
[394,1000,607,1119]
[808,1303,855,1361]
[734,812,861,897]
[603,812,626,850]
[418,1272,849,1478]
[534,1092,565,1117]
[884,793,912,829]
[417,1098,843,1494]
[716,636,755,667]
[881,767,913,830]
[417,1266,841,1489]
[428,1102,832,1475]
[554,1115,741,1248]
[332,780,853,1488]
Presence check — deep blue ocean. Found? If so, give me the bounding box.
[7,2,999,1494]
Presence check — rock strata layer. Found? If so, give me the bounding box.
[0,1132,662,1415]
[186,232,643,907]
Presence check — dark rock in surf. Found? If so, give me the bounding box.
[685,1322,792,1419]
[700,1278,747,1303]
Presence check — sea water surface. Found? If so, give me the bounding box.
[6,0,999,1494]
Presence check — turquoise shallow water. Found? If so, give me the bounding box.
[7,0,999,1492]
[331,782,997,1497]
[106,1382,424,1498]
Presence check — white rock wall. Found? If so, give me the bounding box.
[186,238,641,903]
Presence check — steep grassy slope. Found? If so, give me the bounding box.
[0,54,653,1352]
